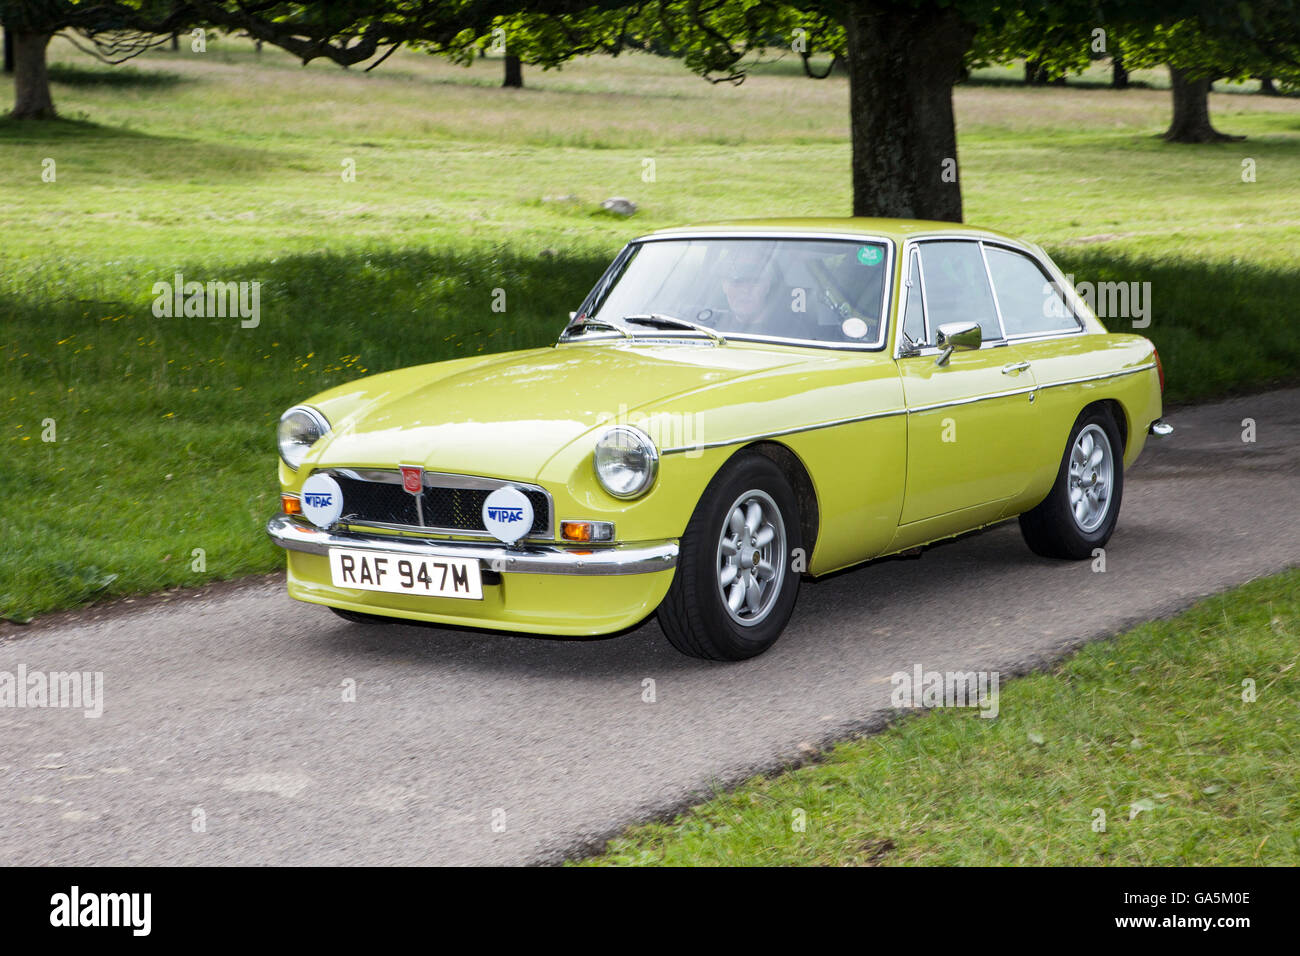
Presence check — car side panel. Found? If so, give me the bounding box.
[534,350,908,575]
[999,333,1163,516]
[778,413,908,574]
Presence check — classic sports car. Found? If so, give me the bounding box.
[268,218,1170,660]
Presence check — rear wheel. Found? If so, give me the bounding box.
[658,453,802,660]
[1019,407,1124,559]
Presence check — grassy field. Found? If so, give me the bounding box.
[2,38,1299,620]
[579,569,1300,866]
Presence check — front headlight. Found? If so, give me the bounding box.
[593,426,658,499]
[277,405,330,471]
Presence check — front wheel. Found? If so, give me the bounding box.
[1019,407,1124,559]
[658,453,802,660]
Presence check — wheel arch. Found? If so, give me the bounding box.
[734,440,820,563]
[1080,398,1129,452]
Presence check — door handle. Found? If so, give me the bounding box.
[1001,361,1030,375]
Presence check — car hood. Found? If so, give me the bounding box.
[312,342,809,479]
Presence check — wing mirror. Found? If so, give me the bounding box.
[935,321,981,366]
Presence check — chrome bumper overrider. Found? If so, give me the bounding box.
[266,514,677,576]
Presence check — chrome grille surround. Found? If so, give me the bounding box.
[318,468,554,542]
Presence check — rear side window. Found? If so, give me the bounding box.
[916,241,1001,343]
[984,246,1080,336]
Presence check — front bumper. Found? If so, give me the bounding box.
[265,514,678,576]
[268,514,678,636]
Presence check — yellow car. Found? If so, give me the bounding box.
[268,218,1169,660]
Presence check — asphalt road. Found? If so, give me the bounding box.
[2,388,1296,866]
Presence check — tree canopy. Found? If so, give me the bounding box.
[5,1,1300,219]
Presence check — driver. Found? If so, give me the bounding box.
[719,244,791,337]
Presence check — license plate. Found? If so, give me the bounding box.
[328,547,483,600]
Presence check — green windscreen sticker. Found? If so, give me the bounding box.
[857,245,883,266]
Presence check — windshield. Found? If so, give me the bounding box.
[572,237,891,347]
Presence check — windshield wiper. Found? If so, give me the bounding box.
[561,317,631,340]
[622,313,726,345]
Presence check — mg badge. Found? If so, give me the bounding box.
[299,472,344,528]
[482,485,534,545]
[399,464,424,495]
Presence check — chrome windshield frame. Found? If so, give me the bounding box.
[563,231,898,353]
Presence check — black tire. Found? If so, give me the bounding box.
[1019,406,1124,559]
[658,453,803,660]
[329,606,395,625]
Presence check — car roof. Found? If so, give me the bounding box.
[640,217,1027,246]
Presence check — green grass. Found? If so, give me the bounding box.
[579,569,1300,866]
[2,37,1299,619]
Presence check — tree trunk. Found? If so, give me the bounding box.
[1024,58,1048,85]
[843,3,974,222]
[503,54,522,88]
[1258,76,1277,95]
[170,32,179,51]
[1164,65,1240,143]
[3,29,13,75]
[1112,53,1128,89]
[11,32,55,120]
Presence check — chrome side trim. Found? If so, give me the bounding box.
[657,363,1156,454]
[267,515,677,575]
[661,407,907,454]
[1037,363,1156,390]
[906,384,1038,414]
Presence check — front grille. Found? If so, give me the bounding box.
[333,474,419,526]
[327,470,551,539]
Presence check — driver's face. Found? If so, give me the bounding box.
[723,271,773,319]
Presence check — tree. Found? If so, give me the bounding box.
[1112,49,1128,88]
[978,4,1300,143]
[0,1,197,118]
[503,52,522,86]
[1117,17,1295,142]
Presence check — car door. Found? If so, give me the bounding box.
[895,239,1041,528]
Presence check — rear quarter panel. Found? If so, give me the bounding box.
[1007,332,1163,514]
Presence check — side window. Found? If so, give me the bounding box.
[984,246,1080,336]
[901,249,926,346]
[917,241,1001,343]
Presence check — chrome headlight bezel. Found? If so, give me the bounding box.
[593,425,659,500]
[277,405,330,471]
